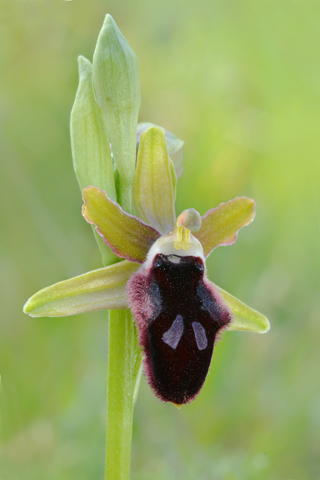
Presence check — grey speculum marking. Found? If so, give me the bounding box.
[192,322,208,350]
[162,315,184,350]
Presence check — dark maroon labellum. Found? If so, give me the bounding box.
[128,253,231,405]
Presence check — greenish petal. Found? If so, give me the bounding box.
[82,186,160,263]
[70,56,117,266]
[134,126,176,233]
[23,261,139,317]
[195,197,255,257]
[216,285,270,333]
[93,14,140,213]
[137,122,184,178]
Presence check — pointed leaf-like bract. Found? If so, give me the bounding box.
[82,186,160,263]
[71,56,116,199]
[70,56,117,266]
[215,285,270,333]
[195,197,255,257]
[93,14,140,212]
[137,122,184,178]
[23,261,138,317]
[134,126,176,233]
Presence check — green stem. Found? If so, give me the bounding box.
[118,178,134,215]
[105,309,142,480]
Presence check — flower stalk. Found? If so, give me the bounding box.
[106,310,141,480]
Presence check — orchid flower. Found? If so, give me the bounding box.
[24,125,269,405]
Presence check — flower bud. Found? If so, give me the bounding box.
[93,15,140,212]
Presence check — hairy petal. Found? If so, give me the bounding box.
[82,186,160,263]
[194,197,255,257]
[23,261,139,317]
[215,285,270,333]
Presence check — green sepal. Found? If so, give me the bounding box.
[82,186,160,263]
[216,285,270,333]
[195,197,255,257]
[169,158,177,199]
[23,261,139,317]
[134,126,176,233]
[70,55,117,266]
[137,122,184,178]
[93,14,140,213]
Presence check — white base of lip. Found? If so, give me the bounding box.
[145,231,205,269]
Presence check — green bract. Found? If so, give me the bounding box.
[71,56,116,200]
[70,55,117,265]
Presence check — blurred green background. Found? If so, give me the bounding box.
[1,0,319,479]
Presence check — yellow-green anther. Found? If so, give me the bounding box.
[173,209,202,251]
[93,15,140,213]
[173,226,191,251]
[70,56,118,266]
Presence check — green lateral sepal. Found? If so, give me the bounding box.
[23,261,139,317]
